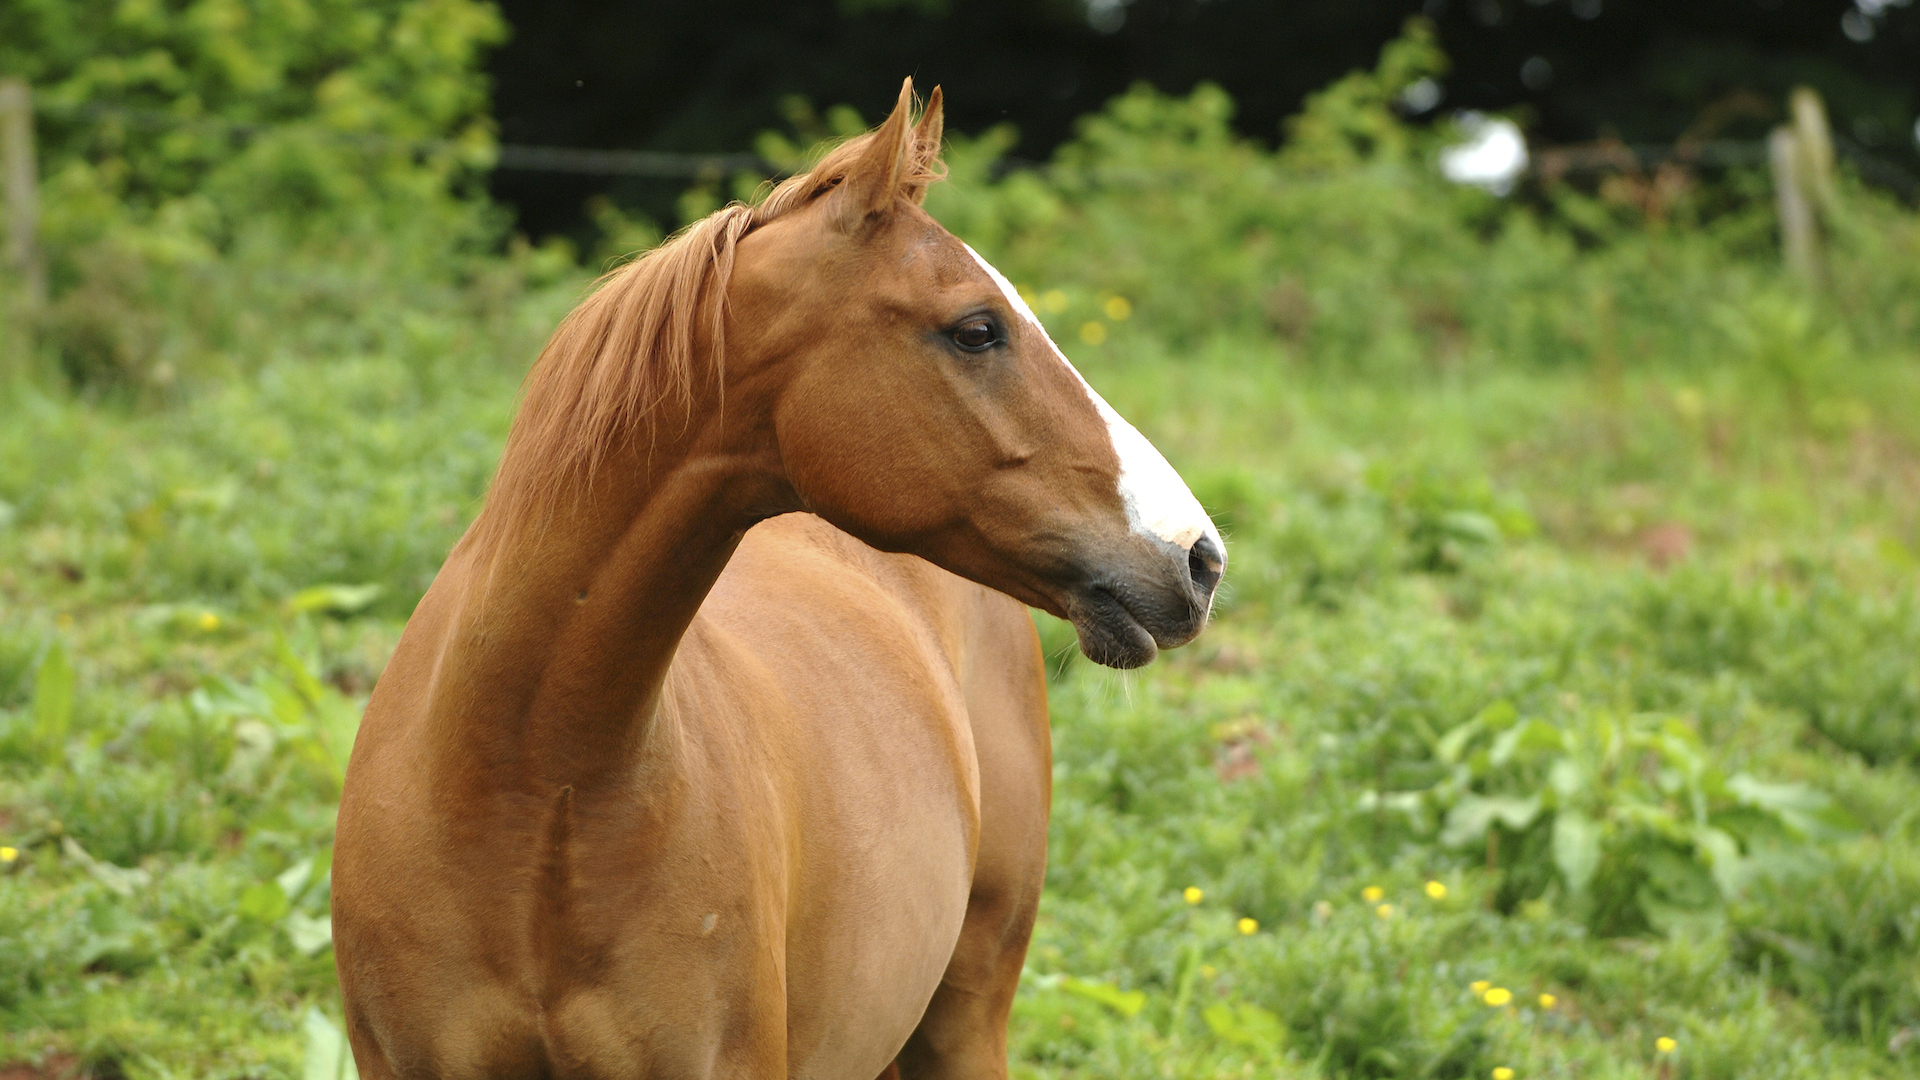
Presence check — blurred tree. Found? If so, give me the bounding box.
[0,0,508,390]
[488,0,1919,238]
[0,0,503,240]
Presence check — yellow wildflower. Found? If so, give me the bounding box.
[1656,1037,1677,1054]
[1375,904,1394,919]
[1470,980,1491,996]
[1041,289,1069,314]
[0,846,16,863]
[1361,885,1385,903]
[1673,387,1703,420]
[1183,886,1203,904]
[1539,993,1557,1009]
[1492,1069,1514,1080]
[1237,917,1258,935]
[1102,296,1133,321]
[1484,987,1513,1007]
[1078,321,1108,345]
[1199,964,1217,979]
[1425,880,1448,900]
[198,611,221,631]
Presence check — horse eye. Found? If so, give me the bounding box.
[951,320,999,352]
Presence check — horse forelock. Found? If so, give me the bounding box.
[475,96,946,547]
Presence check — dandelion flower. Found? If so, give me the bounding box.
[1492,1069,1514,1080]
[1184,886,1204,904]
[1102,296,1133,321]
[198,611,221,631]
[1656,1037,1677,1054]
[1041,289,1070,314]
[1200,964,1217,979]
[1470,980,1491,996]
[1361,885,1385,903]
[1079,321,1108,345]
[1484,987,1512,1007]
[1375,904,1394,919]
[0,846,16,863]
[1237,917,1258,935]
[1425,880,1448,900]
[1539,993,1557,1009]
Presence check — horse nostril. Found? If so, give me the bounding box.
[1187,534,1223,597]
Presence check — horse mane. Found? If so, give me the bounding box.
[472,99,944,547]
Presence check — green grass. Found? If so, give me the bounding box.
[3,314,1920,1077]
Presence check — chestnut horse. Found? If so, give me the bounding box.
[333,80,1223,1080]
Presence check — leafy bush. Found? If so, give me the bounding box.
[924,22,1920,384]
[1,0,521,392]
[1428,702,1841,936]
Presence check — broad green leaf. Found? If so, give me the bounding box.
[1440,793,1542,847]
[303,1008,359,1080]
[1692,825,1746,898]
[1437,706,1510,764]
[238,881,291,924]
[1062,977,1147,1018]
[286,911,334,956]
[1203,1000,1286,1053]
[1640,845,1718,909]
[1728,773,1837,838]
[277,857,314,901]
[1475,700,1518,731]
[1440,510,1500,545]
[61,837,151,897]
[32,640,75,760]
[1727,774,1829,813]
[275,640,331,709]
[1552,809,1601,894]
[1491,719,1563,767]
[288,584,384,616]
[1547,758,1586,801]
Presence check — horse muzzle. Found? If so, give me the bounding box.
[1065,533,1224,669]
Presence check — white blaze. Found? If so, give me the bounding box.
[965,246,1222,555]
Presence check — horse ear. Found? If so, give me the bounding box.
[832,78,917,231]
[902,86,945,206]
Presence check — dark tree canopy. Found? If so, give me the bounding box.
[488,0,1920,238]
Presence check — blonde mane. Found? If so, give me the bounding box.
[473,102,944,545]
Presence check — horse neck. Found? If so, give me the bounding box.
[429,408,787,791]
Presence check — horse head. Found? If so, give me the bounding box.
[730,79,1223,668]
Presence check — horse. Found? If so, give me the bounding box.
[332,79,1224,1080]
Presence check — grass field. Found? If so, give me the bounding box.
[4,47,1920,1079]
[5,311,1920,1078]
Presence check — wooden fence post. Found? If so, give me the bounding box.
[1,77,46,310]
[1769,127,1819,285]
[1789,86,1837,215]
[1769,87,1835,288]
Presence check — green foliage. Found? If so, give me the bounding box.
[1,0,503,203]
[30,640,75,765]
[1429,702,1841,935]
[2,0,514,393]
[925,27,1920,380]
[1279,16,1448,172]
